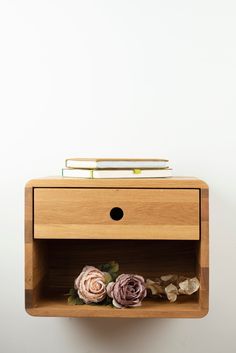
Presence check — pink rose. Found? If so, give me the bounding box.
[74,266,107,304]
[107,274,147,308]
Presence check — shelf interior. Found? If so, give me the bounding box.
[30,239,200,317]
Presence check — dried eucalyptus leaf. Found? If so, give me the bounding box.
[179,277,200,295]
[146,279,164,296]
[165,283,178,302]
[161,274,175,282]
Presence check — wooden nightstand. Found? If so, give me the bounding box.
[25,177,209,318]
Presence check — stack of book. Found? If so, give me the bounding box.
[62,158,172,179]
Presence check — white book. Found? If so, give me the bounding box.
[62,168,172,179]
[65,158,169,169]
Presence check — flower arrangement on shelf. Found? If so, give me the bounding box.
[67,261,200,308]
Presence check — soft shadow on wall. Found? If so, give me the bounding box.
[63,318,174,352]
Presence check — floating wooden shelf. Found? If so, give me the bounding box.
[25,177,209,318]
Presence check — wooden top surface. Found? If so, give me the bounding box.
[25,177,208,189]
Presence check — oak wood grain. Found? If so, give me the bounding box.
[198,188,209,311]
[34,188,199,240]
[26,177,208,189]
[25,186,48,308]
[25,177,209,318]
[27,298,206,318]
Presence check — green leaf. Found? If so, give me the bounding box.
[68,296,76,305]
[100,263,112,272]
[65,288,76,296]
[100,261,119,278]
[68,293,85,305]
[75,297,85,305]
[109,261,119,273]
[104,272,112,284]
[110,272,119,281]
[103,296,113,306]
[69,288,77,296]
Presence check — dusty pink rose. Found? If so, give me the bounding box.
[74,266,107,304]
[107,274,147,308]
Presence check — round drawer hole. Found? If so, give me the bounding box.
[110,207,124,221]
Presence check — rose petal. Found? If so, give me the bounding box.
[112,298,123,309]
[106,282,115,298]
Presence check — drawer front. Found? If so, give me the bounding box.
[34,188,199,240]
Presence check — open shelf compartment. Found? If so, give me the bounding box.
[26,239,206,318]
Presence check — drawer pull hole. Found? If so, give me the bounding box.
[110,207,124,221]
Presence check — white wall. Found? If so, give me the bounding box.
[0,1,235,352]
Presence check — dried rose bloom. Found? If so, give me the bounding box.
[74,266,107,304]
[107,274,147,308]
